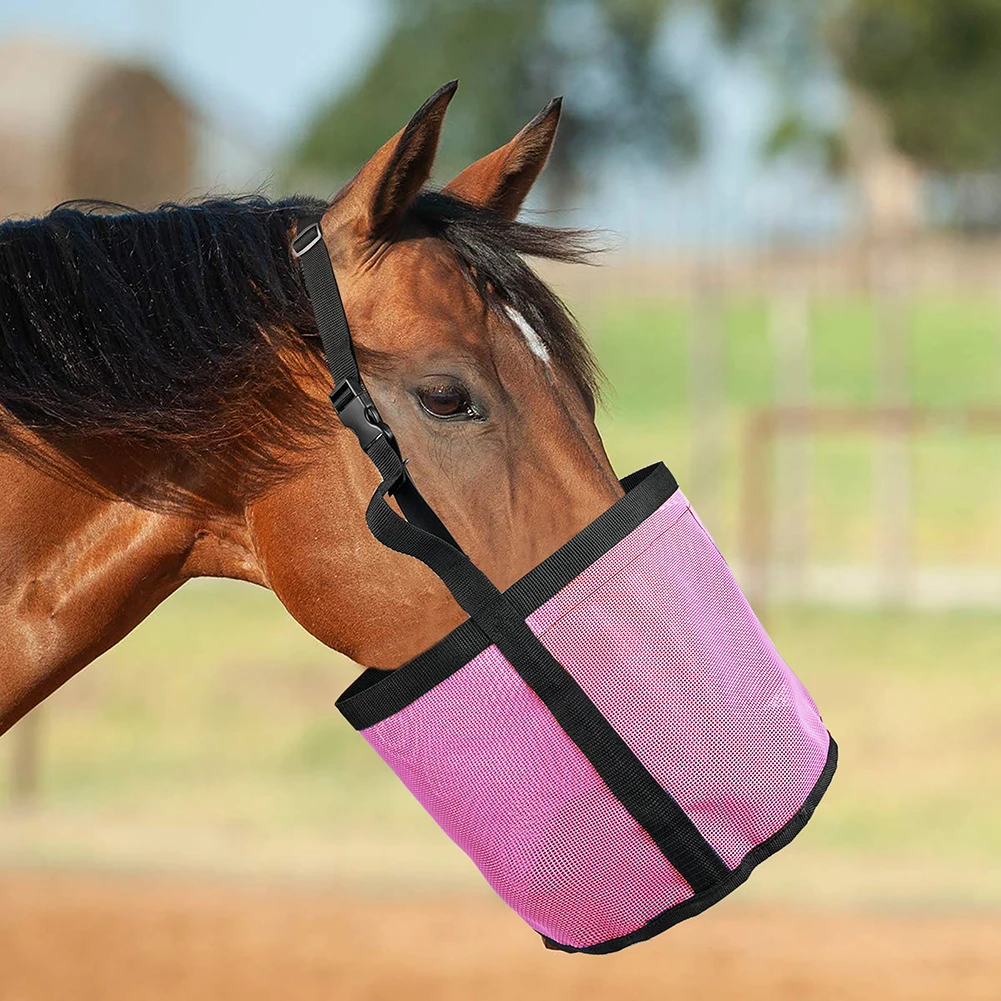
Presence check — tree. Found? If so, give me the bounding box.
[293,0,698,204]
[836,1,1001,174]
[710,0,1001,175]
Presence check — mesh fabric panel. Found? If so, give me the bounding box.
[366,644,694,947]
[361,491,831,949]
[526,492,830,869]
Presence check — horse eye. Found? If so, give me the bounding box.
[417,384,475,420]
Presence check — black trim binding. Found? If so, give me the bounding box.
[542,735,839,954]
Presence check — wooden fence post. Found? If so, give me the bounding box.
[741,410,775,624]
[9,707,42,807]
[770,288,812,597]
[871,243,912,604]
[689,262,726,534]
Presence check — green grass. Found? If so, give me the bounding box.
[585,293,1001,562]
[583,292,1001,414]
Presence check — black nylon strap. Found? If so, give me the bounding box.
[365,485,729,892]
[294,215,360,386]
[366,482,497,617]
[293,219,461,549]
[293,215,729,894]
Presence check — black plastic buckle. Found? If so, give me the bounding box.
[330,378,394,452]
[292,223,323,258]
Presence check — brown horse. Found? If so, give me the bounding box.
[0,82,623,736]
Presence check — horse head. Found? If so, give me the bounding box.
[0,83,621,726]
[247,82,622,666]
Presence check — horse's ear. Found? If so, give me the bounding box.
[327,81,458,240]
[443,97,562,220]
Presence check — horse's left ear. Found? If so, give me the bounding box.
[326,81,458,242]
[443,97,562,220]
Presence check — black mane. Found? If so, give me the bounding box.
[0,192,598,491]
[0,195,326,445]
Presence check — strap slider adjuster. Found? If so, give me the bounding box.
[330,378,393,452]
[292,223,323,258]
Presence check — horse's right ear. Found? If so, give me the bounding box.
[442,97,562,219]
[325,81,458,243]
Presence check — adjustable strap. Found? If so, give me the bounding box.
[292,217,460,549]
[291,216,359,387]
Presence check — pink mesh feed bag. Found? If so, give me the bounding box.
[336,464,836,954]
[291,216,837,956]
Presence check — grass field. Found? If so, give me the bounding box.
[584,294,1001,564]
[585,294,1001,413]
[1,291,999,911]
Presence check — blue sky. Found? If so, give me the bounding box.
[0,0,845,245]
[0,0,388,143]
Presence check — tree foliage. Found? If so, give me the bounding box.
[837,1,1001,172]
[294,0,698,200]
[709,0,1001,174]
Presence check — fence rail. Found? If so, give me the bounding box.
[740,406,1001,617]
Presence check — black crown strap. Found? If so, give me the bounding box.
[292,217,460,549]
[293,216,359,386]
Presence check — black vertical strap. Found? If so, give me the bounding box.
[293,215,361,386]
[365,485,731,893]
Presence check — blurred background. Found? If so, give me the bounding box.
[1,1,1000,998]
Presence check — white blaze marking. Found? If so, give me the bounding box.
[505,305,550,363]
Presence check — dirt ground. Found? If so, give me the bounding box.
[0,871,998,1001]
